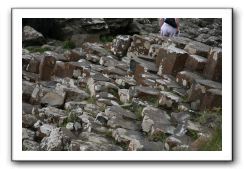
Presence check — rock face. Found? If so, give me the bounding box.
[23,26,46,46]
[39,55,56,81]
[22,18,222,152]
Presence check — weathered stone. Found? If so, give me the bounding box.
[95,92,118,101]
[187,79,222,102]
[158,91,182,109]
[71,33,101,47]
[104,105,139,130]
[63,48,82,62]
[23,140,40,151]
[200,88,222,110]
[165,135,192,150]
[148,44,161,59]
[203,47,222,82]
[22,53,32,70]
[111,35,132,57]
[78,113,93,132]
[22,81,35,102]
[39,55,56,81]
[127,35,156,57]
[26,53,43,73]
[130,86,160,98]
[44,51,68,62]
[118,89,131,103]
[64,101,86,110]
[184,41,211,58]
[22,71,39,82]
[170,36,192,49]
[36,123,56,139]
[22,102,35,115]
[66,122,74,131]
[103,66,127,77]
[40,127,74,151]
[99,55,119,66]
[23,26,46,46]
[176,70,204,88]
[95,112,108,125]
[178,103,190,112]
[88,80,118,97]
[53,61,76,78]
[38,107,67,124]
[22,128,35,141]
[64,87,89,102]
[171,112,190,124]
[141,106,174,135]
[96,98,120,107]
[174,123,188,137]
[115,77,137,88]
[191,99,201,111]
[157,45,189,76]
[22,114,37,128]
[185,54,208,72]
[86,54,101,63]
[83,42,111,57]
[112,128,143,150]
[156,75,182,91]
[40,91,65,107]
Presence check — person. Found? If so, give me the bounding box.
[159,18,179,37]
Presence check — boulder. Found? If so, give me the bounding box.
[111,35,132,57]
[22,114,37,128]
[176,70,204,88]
[184,54,208,73]
[39,55,56,81]
[23,140,40,151]
[127,35,156,57]
[184,41,211,58]
[26,53,43,73]
[157,45,189,76]
[200,88,222,110]
[141,106,174,135]
[23,26,46,46]
[203,47,222,82]
[40,91,65,107]
[22,128,35,141]
[158,91,182,109]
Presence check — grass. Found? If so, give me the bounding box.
[186,130,199,140]
[58,111,79,127]
[148,132,168,142]
[86,97,96,104]
[140,96,159,107]
[99,35,115,43]
[63,40,76,49]
[199,128,222,151]
[26,47,50,53]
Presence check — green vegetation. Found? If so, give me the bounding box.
[99,35,115,43]
[59,111,79,127]
[86,96,96,104]
[63,40,76,49]
[148,132,168,142]
[186,130,199,140]
[140,96,159,107]
[26,47,50,53]
[199,128,222,151]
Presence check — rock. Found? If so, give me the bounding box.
[63,48,83,62]
[95,92,118,101]
[200,88,222,110]
[171,112,190,124]
[103,66,127,77]
[191,99,201,111]
[22,128,35,141]
[83,42,111,57]
[141,106,174,135]
[104,18,133,34]
[22,114,37,128]
[148,44,161,59]
[22,102,35,114]
[130,86,160,98]
[23,26,46,46]
[87,80,118,97]
[187,79,222,102]
[127,35,156,57]
[111,35,132,57]
[184,41,211,58]
[64,101,86,110]
[157,45,189,76]
[95,112,108,125]
[118,89,131,103]
[36,123,56,139]
[22,70,39,82]
[40,127,73,151]
[112,128,143,150]
[176,70,204,88]
[203,47,222,82]
[23,140,40,151]
[104,105,139,130]
[38,107,67,124]
[26,53,43,73]
[170,36,192,49]
[22,81,35,103]
[156,75,182,91]
[64,87,89,102]
[40,91,65,107]
[184,54,208,73]
[73,122,82,131]
[53,61,76,78]
[78,113,93,132]
[22,53,32,70]
[70,34,101,47]
[80,18,108,33]
[70,132,123,151]
[44,51,69,62]
[66,122,74,131]
[158,91,182,109]
[39,55,56,81]
[115,77,137,88]
[130,56,158,74]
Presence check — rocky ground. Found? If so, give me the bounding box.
[22,18,222,151]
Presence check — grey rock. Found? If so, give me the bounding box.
[23,140,40,151]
